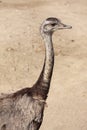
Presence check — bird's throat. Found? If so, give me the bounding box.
[43,34,54,83]
[32,33,54,100]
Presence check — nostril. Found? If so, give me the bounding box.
[63,24,67,27]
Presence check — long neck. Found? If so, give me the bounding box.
[32,33,54,100]
[42,33,54,83]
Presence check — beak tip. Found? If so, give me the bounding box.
[65,25,72,29]
[69,26,72,29]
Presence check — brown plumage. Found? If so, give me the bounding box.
[0,17,72,130]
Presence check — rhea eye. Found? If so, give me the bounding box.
[51,23,56,26]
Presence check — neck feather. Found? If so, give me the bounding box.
[43,33,54,82]
[32,33,54,100]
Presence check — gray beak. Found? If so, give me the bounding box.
[57,22,72,30]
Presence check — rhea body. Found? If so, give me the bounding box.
[0,17,72,130]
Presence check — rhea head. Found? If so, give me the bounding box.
[40,17,72,36]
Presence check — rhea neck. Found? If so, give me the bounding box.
[32,30,54,100]
[42,31,54,82]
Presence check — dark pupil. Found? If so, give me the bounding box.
[51,23,56,26]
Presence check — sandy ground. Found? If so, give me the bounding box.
[0,0,87,130]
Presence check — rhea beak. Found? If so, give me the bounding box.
[56,22,72,30]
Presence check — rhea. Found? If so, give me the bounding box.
[0,17,72,130]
